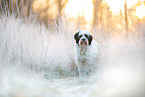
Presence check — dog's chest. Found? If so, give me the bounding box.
[76,47,91,64]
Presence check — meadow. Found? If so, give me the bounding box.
[0,4,145,97]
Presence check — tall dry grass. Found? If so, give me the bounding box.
[0,2,145,97]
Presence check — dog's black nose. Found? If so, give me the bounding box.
[82,39,86,41]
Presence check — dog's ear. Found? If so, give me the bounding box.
[88,34,93,45]
[74,31,80,44]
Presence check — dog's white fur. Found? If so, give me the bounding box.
[74,31,101,76]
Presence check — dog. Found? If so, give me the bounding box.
[74,30,101,76]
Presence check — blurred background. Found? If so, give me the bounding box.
[0,0,145,97]
[1,0,145,36]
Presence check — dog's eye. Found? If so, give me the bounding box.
[79,35,82,38]
[84,34,88,38]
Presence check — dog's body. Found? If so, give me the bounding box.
[74,31,100,76]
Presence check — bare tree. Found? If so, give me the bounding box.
[17,0,33,17]
[0,0,10,12]
[0,0,33,17]
[124,0,128,38]
[55,0,68,29]
[56,0,68,15]
[92,0,103,31]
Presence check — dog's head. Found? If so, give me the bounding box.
[74,31,93,47]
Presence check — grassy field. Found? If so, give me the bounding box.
[0,10,145,97]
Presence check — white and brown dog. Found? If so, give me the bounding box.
[74,30,101,76]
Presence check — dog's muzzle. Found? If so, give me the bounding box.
[79,38,88,46]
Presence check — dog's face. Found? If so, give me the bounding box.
[74,31,93,47]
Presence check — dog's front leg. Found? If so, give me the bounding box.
[76,63,82,77]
